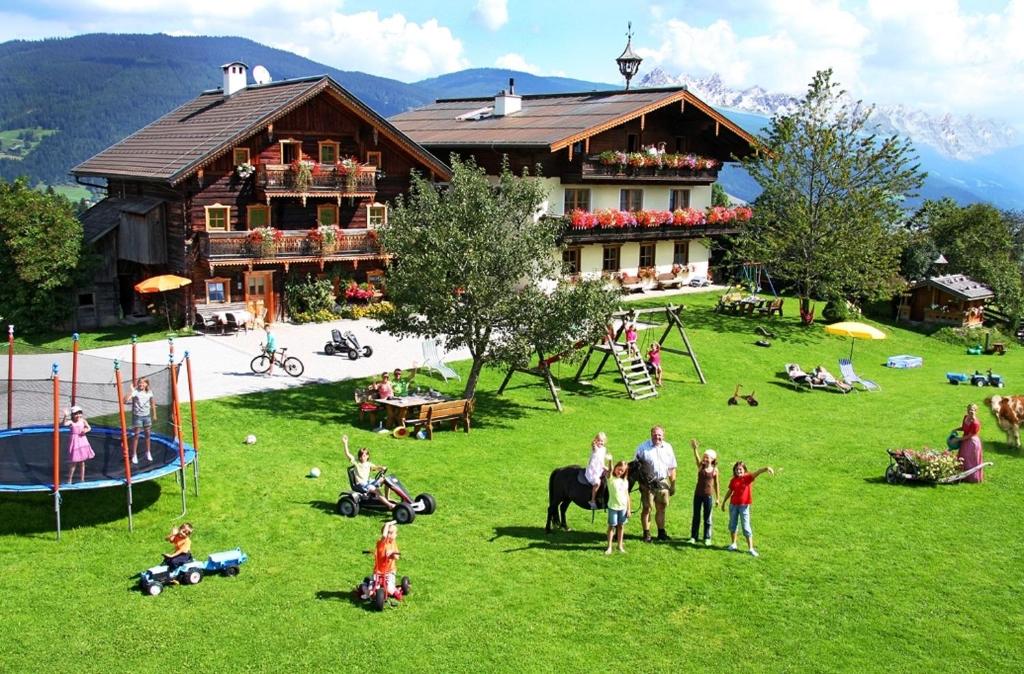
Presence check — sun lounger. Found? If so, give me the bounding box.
[422,338,461,382]
[785,363,826,390]
[839,358,879,391]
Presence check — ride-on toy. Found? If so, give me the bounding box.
[971,369,1004,388]
[337,467,436,524]
[355,572,411,611]
[138,548,248,596]
[325,329,373,359]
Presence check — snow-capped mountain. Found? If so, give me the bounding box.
[638,67,1017,161]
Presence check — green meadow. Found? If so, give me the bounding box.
[1,292,1021,672]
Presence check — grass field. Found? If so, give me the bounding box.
[48,183,93,202]
[1,292,1022,672]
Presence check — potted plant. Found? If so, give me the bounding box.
[235,162,255,180]
[292,160,314,192]
[247,226,284,257]
[337,157,362,193]
[307,224,340,254]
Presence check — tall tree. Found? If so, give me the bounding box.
[0,178,84,330]
[377,156,619,399]
[737,69,924,322]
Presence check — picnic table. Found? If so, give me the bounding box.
[376,393,451,428]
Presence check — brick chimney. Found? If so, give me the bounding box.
[221,62,248,97]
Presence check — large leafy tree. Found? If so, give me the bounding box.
[737,69,925,321]
[0,178,84,330]
[377,156,619,399]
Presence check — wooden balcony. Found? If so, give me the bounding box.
[560,222,740,245]
[200,229,383,270]
[563,159,720,184]
[255,164,377,203]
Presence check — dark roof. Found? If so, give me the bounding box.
[79,196,164,243]
[389,86,758,153]
[912,274,994,301]
[72,76,450,185]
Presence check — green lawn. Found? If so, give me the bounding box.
[5,321,191,353]
[48,183,93,202]
[2,292,1022,672]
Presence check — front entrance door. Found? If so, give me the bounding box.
[244,271,275,325]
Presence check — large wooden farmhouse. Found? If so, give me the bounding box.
[72,62,449,327]
[390,80,758,287]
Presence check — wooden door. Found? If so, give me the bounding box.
[244,271,275,325]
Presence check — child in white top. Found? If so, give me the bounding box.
[342,434,394,510]
[586,432,611,509]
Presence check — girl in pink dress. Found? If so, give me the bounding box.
[62,405,95,484]
[956,403,984,483]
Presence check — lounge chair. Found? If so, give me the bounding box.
[839,358,880,391]
[785,363,826,390]
[422,338,461,382]
[812,366,853,394]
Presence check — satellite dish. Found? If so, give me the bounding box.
[252,65,272,85]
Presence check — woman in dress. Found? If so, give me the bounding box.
[62,405,95,484]
[956,403,984,483]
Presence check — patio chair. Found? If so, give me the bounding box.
[193,311,218,333]
[222,312,248,334]
[839,358,880,392]
[422,338,461,382]
[785,363,826,390]
[354,388,379,427]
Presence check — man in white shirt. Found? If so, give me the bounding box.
[634,425,677,542]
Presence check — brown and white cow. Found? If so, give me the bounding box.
[985,395,1024,449]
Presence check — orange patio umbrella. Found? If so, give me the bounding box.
[135,275,192,330]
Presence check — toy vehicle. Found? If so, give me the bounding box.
[138,548,248,596]
[946,372,969,385]
[355,572,411,611]
[337,467,436,525]
[688,276,711,287]
[325,329,373,360]
[970,369,1004,388]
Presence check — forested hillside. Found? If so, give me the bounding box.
[0,34,434,185]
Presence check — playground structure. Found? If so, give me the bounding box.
[0,327,200,539]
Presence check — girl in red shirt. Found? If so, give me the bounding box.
[721,461,773,557]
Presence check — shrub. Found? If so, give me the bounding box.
[286,275,336,316]
[930,325,1015,349]
[290,308,338,325]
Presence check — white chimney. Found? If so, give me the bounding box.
[221,61,249,97]
[493,77,521,117]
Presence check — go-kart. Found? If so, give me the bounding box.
[337,467,436,524]
[325,329,373,360]
[138,548,248,596]
[971,369,1004,388]
[355,572,411,611]
[688,276,711,287]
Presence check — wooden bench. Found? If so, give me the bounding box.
[655,273,684,290]
[404,399,473,439]
[757,298,784,317]
[619,274,644,294]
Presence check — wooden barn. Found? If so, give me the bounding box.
[899,274,993,327]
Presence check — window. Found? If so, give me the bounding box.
[204,204,231,231]
[280,140,300,164]
[673,241,690,265]
[619,189,643,212]
[572,141,584,155]
[205,278,230,304]
[366,203,387,228]
[670,189,691,211]
[563,188,591,213]
[233,148,250,165]
[78,292,95,307]
[319,141,339,165]
[639,243,655,268]
[675,136,688,153]
[317,203,339,227]
[365,151,382,167]
[602,246,621,272]
[627,133,639,152]
[247,204,270,228]
[563,247,581,275]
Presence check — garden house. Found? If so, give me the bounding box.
[900,274,993,327]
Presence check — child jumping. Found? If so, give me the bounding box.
[342,434,394,510]
[721,461,774,557]
[688,438,719,546]
[604,461,631,554]
[585,432,611,510]
[646,342,663,386]
[162,523,194,571]
[61,405,95,484]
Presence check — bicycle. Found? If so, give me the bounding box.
[250,343,305,377]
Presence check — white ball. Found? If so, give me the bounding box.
[309,467,321,478]
[244,434,257,445]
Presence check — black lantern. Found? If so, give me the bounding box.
[616,22,643,90]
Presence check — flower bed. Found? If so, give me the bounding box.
[890,448,964,481]
[246,226,284,256]
[595,150,719,172]
[566,206,752,230]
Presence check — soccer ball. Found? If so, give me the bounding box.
[309,467,321,478]
[244,434,257,445]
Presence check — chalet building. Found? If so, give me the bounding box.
[899,274,993,328]
[72,62,450,328]
[390,81,758,286]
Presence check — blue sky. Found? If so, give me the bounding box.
[1,0,1022,126]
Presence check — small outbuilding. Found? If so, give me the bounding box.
[899,274,993,327]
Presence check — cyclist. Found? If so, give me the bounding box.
[264,324,277,376]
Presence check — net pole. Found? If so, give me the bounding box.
[114,360,134,532]
[168,335,174,360]
[71,333,79,406]
[6,325,13,429]
[184,351,200,497]
[131,335,137,388]
[169,357,188,516]
[51,364,62,542]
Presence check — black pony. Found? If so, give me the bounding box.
[545,457,658,533]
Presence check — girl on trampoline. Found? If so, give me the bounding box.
[61,405,95,484]
[124,378,157,465]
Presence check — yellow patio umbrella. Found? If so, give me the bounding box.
[134,275,192,330]
[824,321,886,360]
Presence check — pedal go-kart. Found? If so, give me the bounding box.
[355,572,411,611]
[138,548,248,596]
[337,467,436,524]
[325,329,373,360]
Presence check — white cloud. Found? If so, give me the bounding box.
[494,52,540,74]
[473,0,508,31]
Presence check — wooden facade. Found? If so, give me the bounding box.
[899,275,994,327]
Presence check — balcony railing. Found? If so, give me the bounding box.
[569,158,720,183]
[255,164,377,194]
[201,229,381,261]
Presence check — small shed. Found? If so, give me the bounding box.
[900,274,993,327]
